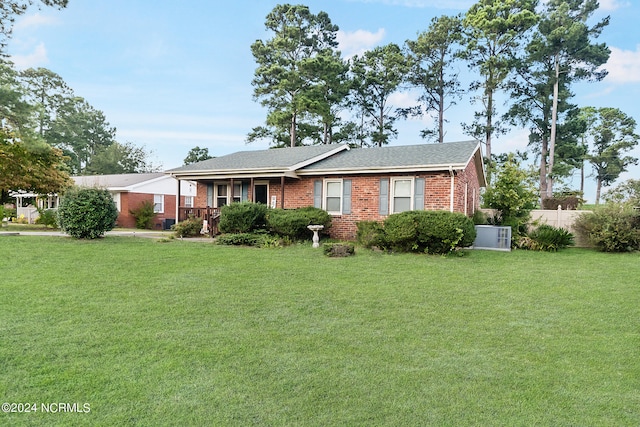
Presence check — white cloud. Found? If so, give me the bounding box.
[13,13,59,31]
[10,42,48,69]
[603,45,640,83]
[337,28,386,58]
[598,0,629,11]
[348,0,473,9]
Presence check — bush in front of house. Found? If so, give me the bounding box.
[265,207,331,240]
[573,203,640,252]
[130,200,156,229]
[356,221,385,248]
[172,216,203,238]
[35,208,58,228]
[382,210,476,254]
[518,224,574,252]
[219,202,268,233]
[58,187,118,239]
[216,231,288,248]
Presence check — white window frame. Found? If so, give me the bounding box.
[323,178,343,215]
[215,183,228,208]
[390,177,414,214]
[184,196,194,208]
[153,194,164,214]
[232,182,242,203]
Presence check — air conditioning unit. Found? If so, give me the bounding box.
[473,225,511,251]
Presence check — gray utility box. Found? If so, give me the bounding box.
[473,225,512,251]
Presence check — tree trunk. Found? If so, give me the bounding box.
[540,134,548,202]
[595,177,602,205]
[485,84,494,183]
[290,111,297,147]
[548,53,560,199]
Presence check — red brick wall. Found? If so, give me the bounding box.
[189,163,482,240]
[117,192,179,229]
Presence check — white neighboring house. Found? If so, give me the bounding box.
[10,173,197,228]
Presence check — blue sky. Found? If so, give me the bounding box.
[7,0,640,202]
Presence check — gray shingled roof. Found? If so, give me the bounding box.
[167,144,346,172]
[300,140,480,171]
[72,173,166,188]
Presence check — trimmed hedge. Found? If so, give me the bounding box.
[266,207,331,240]
[382,210,476,254]
[219,202,268,233]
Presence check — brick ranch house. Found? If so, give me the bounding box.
[166,141,486,240]
[72,173,197,229]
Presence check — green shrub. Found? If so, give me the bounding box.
[573,204,640,252]
[57,187,118,239]
[215,231,287,248]
[172,216,203,238]
[323,242,355,257]
[519,224,574,252]
[472,209,489,225]
[266,207,331,240]
[355,221,385,248]
[130,200,156,229]
[35,208,58,228]
[382,210,476,254]
[219,202,268,233]
[216,233,262,246]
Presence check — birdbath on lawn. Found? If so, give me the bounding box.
[307,225,324,248]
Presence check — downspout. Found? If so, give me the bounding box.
[449,167,455,213]
[175,177,181,222]
[464,182,468,216]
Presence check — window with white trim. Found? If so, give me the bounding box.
[391,178,413,213]
[184,196,193,208]
[323,179,343,215]
[216,184,228,207]
[232,182,242,203]
[153,194,164,213]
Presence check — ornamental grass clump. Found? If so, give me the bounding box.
[518,224,574,252]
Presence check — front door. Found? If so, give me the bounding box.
[255,184,268,204]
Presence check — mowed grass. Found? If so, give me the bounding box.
[1,236,639,426]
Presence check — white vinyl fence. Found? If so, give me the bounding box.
[481,207,592,247]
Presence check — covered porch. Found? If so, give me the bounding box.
[174,176,288,237]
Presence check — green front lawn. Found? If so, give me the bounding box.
[1,236,639,426]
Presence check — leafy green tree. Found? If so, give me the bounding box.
[183,146,212,165]
[1,127,70,196]
[603,179,640,206]
[461,0,538,171]
[303,49,351,144]
[86,141,158,175]
[405,15,464,143]
[50,96,117,173]
[58,187,118,239]
[528,0,609,199]
[249,4,341,147]
[1,0,68,54]
[19,67,72,138]
[350,43,409,147]
[483,154,538,243]
[1,60,34,131]
[581,107,639,204]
